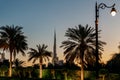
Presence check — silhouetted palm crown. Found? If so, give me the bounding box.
[28,44,51,63]
[0,25,28,58]
[61,25,105,65]
[13,58,24,67]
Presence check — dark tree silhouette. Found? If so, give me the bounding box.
[0,25,28,77]
[61,24,106,80]
[13,58,24,68]
[28,44,51,78]
[106,53,120,73]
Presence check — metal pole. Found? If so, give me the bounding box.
[95,2,99,79]
[95,2,116,80]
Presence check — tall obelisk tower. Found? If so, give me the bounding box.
[52,30,58,66]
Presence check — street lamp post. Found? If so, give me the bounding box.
[95,2,116,79]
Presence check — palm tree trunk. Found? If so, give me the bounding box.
[39,58,42,78]
[9,52,12,77]
[39,63,42,78]
[80,46,85,80]
[64,72,67,80]
[3,71,5,77]
[81,59,84,80]
[28,71,32,78]
[51,69,55,79]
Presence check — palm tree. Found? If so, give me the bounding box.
[0,25,28,77]
[61,24,105,80]
[28,44,51,78]
[13,58,24,68]
[13,58,24,77]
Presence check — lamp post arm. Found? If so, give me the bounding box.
[98,3,115,9]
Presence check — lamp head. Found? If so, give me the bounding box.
[111,7,117,16]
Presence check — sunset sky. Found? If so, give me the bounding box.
[0,0,120,66]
